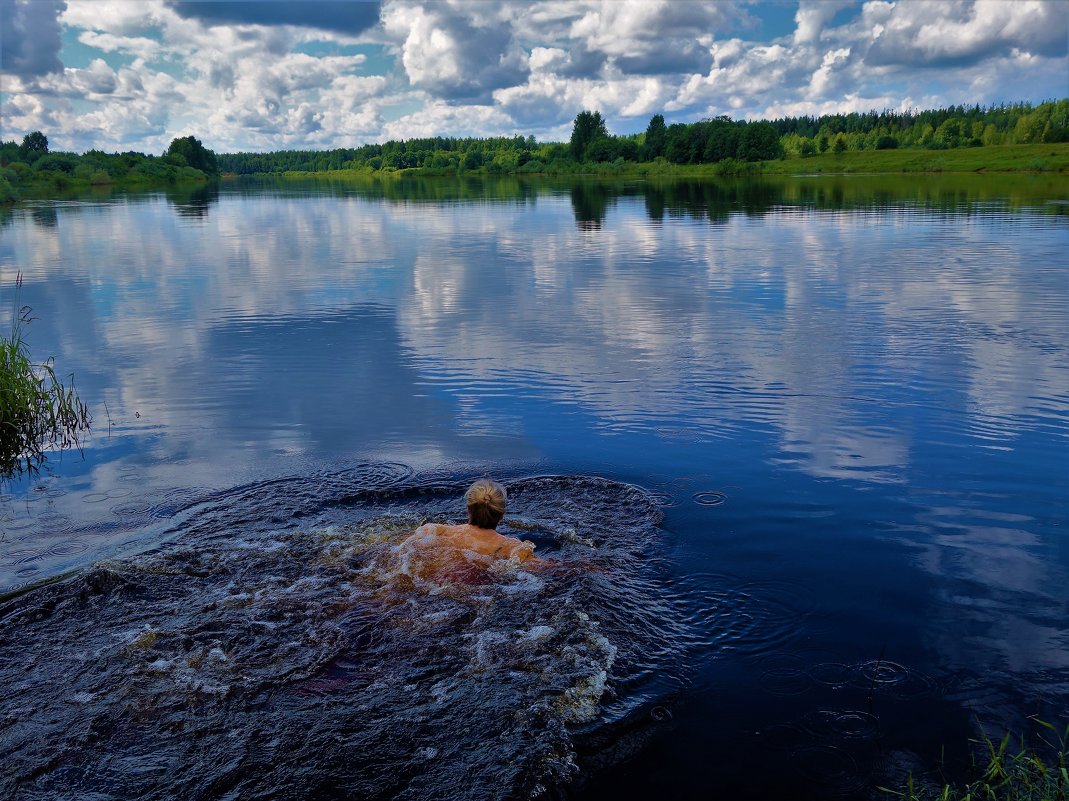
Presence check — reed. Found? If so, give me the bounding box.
[881,720,1069,801]
[0,274,91,477]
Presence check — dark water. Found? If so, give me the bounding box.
[0,174,1067,799]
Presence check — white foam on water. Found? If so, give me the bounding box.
[0,475,670,800]
[520,625,556,641]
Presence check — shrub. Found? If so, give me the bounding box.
[33,153,78,175]
[35,170,70,189]
[714,158,759,176]
[6,163,32,183]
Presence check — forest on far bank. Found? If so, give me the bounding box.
[214,100,1069,175]
[1,100,1066,199]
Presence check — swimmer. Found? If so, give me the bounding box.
[397,479,546,581]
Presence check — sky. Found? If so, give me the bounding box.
[1,0,1067,154]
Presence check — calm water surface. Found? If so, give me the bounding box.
[0,175,1067,799]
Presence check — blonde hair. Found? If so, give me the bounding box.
[466,479,507,530]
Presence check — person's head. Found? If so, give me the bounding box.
[466,479,507,530]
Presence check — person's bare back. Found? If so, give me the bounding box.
[394,480,543,582]
[397,522,538,581]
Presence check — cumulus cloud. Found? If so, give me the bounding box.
[60,1,168,36]
[379,100,518,139]
[669,40,805,113]
[793,0,854,45]
[167,1,382,36]
[665,0,1068,121]
[1,0,66,77]
[70,59,119,96]
[566,0,736,75]
[495,69,669,127]
[78,30,163,61]
[865,0,1068,67]
[381,2,528,100]
[2,0,1067,152]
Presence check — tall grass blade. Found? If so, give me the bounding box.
[0,275,91,477]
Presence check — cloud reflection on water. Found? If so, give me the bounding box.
[0,176,1065,591]
[3,179,1065,473]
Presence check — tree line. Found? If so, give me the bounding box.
[217,100,1067,174]
[1,100,1065,197]
[0,134,217,200]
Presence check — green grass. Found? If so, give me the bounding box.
[256,143,1069,181]
[768,143,1069,175]
[881,721,1069,801]
[0,274,91,477]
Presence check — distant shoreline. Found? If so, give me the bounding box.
[247,143,1069,180]
[5,143,1067,204]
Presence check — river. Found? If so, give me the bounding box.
[0,174,1066,799]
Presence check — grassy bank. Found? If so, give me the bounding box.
[768,142,1069,175]
[0,276,91,477]
[882,722,1068,801]
[8,143,1067,206]
[262,143,1069,182]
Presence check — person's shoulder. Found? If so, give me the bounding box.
[502,535,536,558]
[413,522,454,539]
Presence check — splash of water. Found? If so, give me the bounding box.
[0,472,676,800]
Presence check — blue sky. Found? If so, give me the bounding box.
[1,0,1066,154]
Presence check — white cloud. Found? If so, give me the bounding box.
[1,0,66,77]
[78,30,162,60]
[793,0,854,45]
[381,1,528,100]
[495,70,670,129]
[68,58,120,96]
[1,0,1066,152]
[867,0,1068,66]
[379,100,517,140]
[807,46,852,98]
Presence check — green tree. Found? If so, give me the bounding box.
[570,110,608,161]
[0,140,20,166]
[832,133,847,153]
[643,114,667,160]
[585,137,617,162]
[737,121,784,161]
[664,123,691,164]
[461,149,482,170]
[18,131,49,163]
[165,135,218,174]
[935,118,963,148]
[703,117,741,162]
[616,137,640,161]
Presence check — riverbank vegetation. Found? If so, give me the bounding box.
[2,102,1065,203]
[0,133,217,203]
[0,276,91,478]
[881,721,1068,801]
[215,100,1067,177]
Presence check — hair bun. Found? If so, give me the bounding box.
[465,480,507,524]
